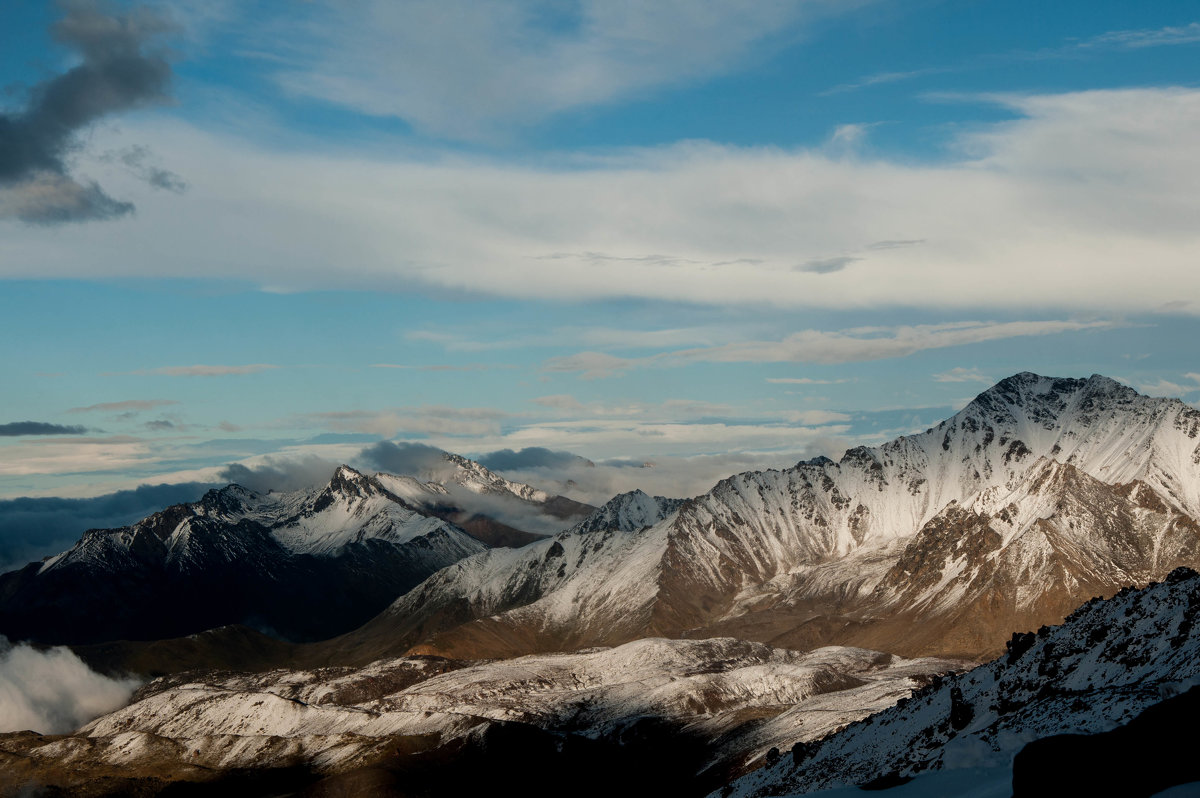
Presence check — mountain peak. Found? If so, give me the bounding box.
[328,464,378,499]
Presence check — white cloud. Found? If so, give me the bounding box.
[308,406,508,438]
[0,637,139,734]
[1079,22,1200,50]
[1137,373,1200,398]
[543,319,1115,376]
[783,409,852,425]
[6,88,1198,313]
[263,0,866,139]
[933,367,992,383]
[0,437,158,477]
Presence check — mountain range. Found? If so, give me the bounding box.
[2,372,1199,796]
[328,372,1200,664]
[0,455,592,644]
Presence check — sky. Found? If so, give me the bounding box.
[1,0,1199,515]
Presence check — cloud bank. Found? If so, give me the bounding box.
[0,637,139,734]
[0,422,87,437]
[6,88,1197,313]
[0,482,212,572]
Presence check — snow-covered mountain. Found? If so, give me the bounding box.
[0,458,591,645]
[720,566,1200,796]
[0,637,960,796]
[335,373,1200,662]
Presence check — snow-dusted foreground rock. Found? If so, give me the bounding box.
[719,566,1200,797]
[0,638,959,796]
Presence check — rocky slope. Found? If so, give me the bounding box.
[0,637,960,797]
[719,566,1200,796]
[0,457,591,646]
[334,374,1200,662]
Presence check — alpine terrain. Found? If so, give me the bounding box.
[0,455,592,645]
[332,373,1200,663]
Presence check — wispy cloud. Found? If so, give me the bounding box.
[765,377,850,385]
[308,406,508,437]
[933,367,992,383]
[112,364,278,377]
[68,399,178,413]
[820,67,949,96]
[1077,22,1200,50]
[370,363,500,372]
[261,0,873,139]
[544,319,1116,377]
[542,352,636,380]
[0,422,87,437]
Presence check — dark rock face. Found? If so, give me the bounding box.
[0,471,485,645]
[0,524,474,644]
[1012,684,1200,797]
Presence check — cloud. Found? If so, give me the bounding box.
[478,448,846,507]
[542,352,635,380]
[1137,374,1200,398]
[783,410,852,425]
[821,67,949,96]
[476,447,593,472]
[68,399,178,413]
[765,377,849,385]
[797,255,860,274]
[0,436,156,477]
[115,364,278,377]
[1078,22,1200,50]
[0,422,87,437]
[11,88,1197,312]
[0,0,175,224]
[99,144,187,192]
[311,406,507,438]
[263,0,868,139]
[0,636,139,734]
[217,456,339,493]
[933,367,992,383]
[544,319,1115,376]
[358,440,449,477]
[0,482,211,573]
[828,123,874,147]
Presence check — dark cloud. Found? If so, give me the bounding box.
[0,422,87,436]
[101,144,186,192]
[217,457,339,494]
[0,482,211,573]
[143,419,175,431]
[866,239,925,250]
[0,0,175,224]
[796,256,860,274]
[359,441,449,476]
[477,447,593,472]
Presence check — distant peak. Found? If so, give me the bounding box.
[329,465,376,496]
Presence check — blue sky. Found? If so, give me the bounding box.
[1,0,1199,503]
